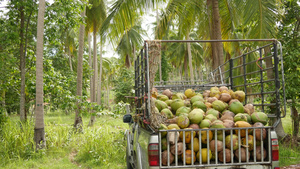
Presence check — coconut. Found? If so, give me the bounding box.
[162,89,173,99]
[192,101,207,112]
[161,137,168,151]
[206,97,218,103]
[159,124,168,138]
[209,140,224,153]
[162,150,174,166]
[222,110,235,117]
[182,150,196,165]
[197,148,212,163]
[176,106,191,116]
[190,95,204,104]
[155,99,168,111]
[212,100,227,112]
[229,99,240,105]
[167,123,180,130]
[167,129,180,144]
[219,93,232,103]
[200,129,213,144]
[161,108,173,119]
[221,114,234,121]
[219,86,229,92]
[203,90,211,98]
[218,149,232,162]
[177,115,190,129]
[188,108,204,124]
[205,114,218,122]
[251,112,268,125]
[165,100,173,106]
[205,102,212,109]
[223,119,235,128]
[206,109,220,118]
[233,113,248,122]
[210,120,226,134]
[188,137,200,152]
[225,134,239,150]
[244,104,255,115]
[241,135,254,151]
[199,119,211,128]
[184,99,191,107]
[172,93,185,100]
[171,142,184,155]
[234,121,252,137]
[229,101,244,114]
[151,87,158,98]
[253,122,267,141]
[185,88,196,98]
[157,94,169,101]
[253,146,267,161]
[180,128,196,144]
[232,90,245,102]
[234,147,250,162]
[170,99,185,112]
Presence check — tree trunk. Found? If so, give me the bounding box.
[125,54,131,68]
[34,0,46,149]
[68,46,73,71]
[187,32,194,84]
[97,42,102,105]
[19,1,26,122]
[184,52,188,80]
[74,7,85,130]
[291,101,299,146]
[88,33,92,102]
[156,5,162,82]
[210,0,224,70]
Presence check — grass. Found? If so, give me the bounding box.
[0,110,129,169]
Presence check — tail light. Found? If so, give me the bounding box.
[148,143,159,166]
[271,138,279,161]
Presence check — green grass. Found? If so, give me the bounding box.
[0,110,129,169]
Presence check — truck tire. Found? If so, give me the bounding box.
[126,149,133,169]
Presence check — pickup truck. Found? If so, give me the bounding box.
[123,39,285,169]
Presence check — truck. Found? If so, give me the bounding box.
[123,39,286,169]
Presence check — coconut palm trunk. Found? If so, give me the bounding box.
[34,0,46,149]
[97,41,103,105]
[187,32,194,83]
[74,7,86,130]
[19,1,26,122]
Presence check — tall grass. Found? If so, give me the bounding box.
[0,110,128,169]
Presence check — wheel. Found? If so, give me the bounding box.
[126,149,134,169]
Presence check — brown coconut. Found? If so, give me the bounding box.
[203,90,211,98]
[209,140,224,153]
[253,122,267,141]
[229,99,240,105]
[205,102,212,109]
[162,150,175,166]
[219,86,229,93]
[253,146,267,161]
[222,110,235,117]
[206,97,218,103]
[171,142,184,155]
[218,149,232,162]
[221,114,234,121]
[234,147,250,162]
[223,120,235,128]
[162,89,173,99]
[244,104,255,115]
[219,93,232,103]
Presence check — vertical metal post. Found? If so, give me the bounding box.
[273,43,281,117]
[135,53,139,114]
[242,54,247,104]
[259,48,265,112]
[229,59,234,90]
[145,42,151,118]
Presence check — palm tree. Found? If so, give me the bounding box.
[34,0,46,149]
[74,6,86,130]
[86,0,107,126]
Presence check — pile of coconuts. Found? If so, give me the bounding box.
[154,86,269,166]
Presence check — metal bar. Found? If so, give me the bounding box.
[278,41,287,118]
[273,43,281,119]
[159,132,162,167]
[229,59,234,89]
[145,42,151,119]
[243,54,247,104]
[259,48,265,112]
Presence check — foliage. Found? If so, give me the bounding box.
[112,101,130,115]
[112,67,135,105]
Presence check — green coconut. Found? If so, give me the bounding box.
[155,99,168,111]
[206,109,220,118]
[205,114,218,122]
[170,99,185,112]
[192,101,207,112]
[212,100,227,112]
[177,115,190,129]
[229,101,244,114]
[233,113,248,122]
[188,108,204,124]
[251,112,268,125]
[157,94,169,101]
[199,119,211,128]
[161,108,174,119]
[165,99,173,106]
[190,95,204,104]
[176,106,191,116]
[172,93,185,100]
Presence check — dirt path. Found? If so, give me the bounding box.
[69,150,82,168]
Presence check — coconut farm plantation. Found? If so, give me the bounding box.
[0,0,300,169]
